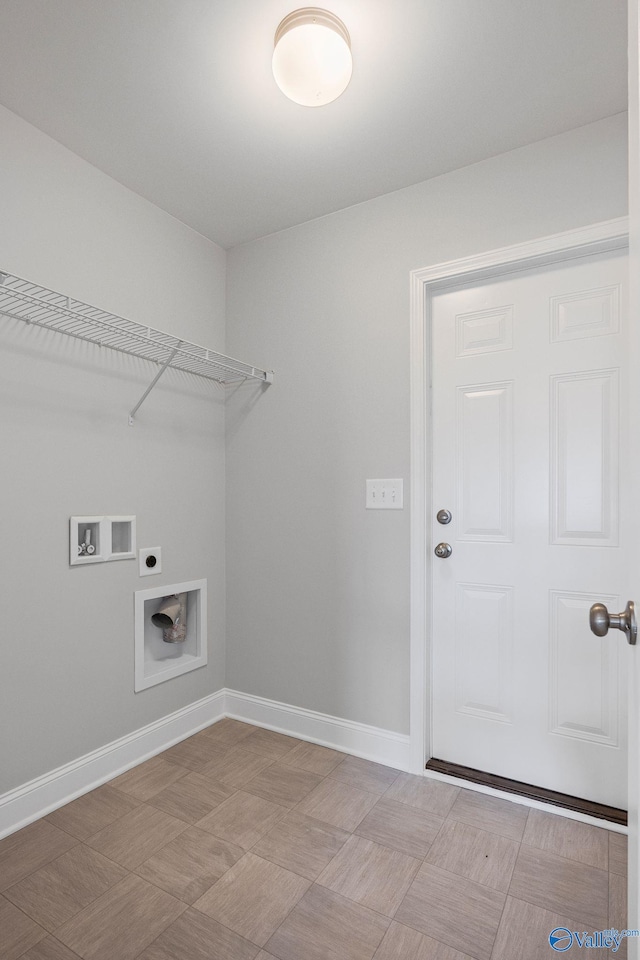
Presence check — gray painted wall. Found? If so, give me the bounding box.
[225,113,629,736]
[0,106,227,792]
[0,104,629,796]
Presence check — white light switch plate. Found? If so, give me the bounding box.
[366,479,404,509]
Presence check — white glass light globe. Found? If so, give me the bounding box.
[272,9,352,107]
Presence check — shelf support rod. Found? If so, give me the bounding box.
[128,347,179,425]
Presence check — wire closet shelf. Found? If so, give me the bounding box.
[0,270,273,422]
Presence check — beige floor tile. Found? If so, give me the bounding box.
[609,872,628,959]
[356,797,443,859]
[200,719,258,747]
[493,897,568,960]
[492,896,599,960]
[425,819,519,893]
[45,785,140,841]
[373,921,474,960]
[447,789,529,841]
[395,862,505,960]
[4,844,128,932]
[509,844,608,930]
[161,735,229,772]
[266,884,390,960]
[137,906,260,960]
[136,826,244,904]
[8,756,625,960]
[329,756,400,795]
[195,791,287,850]
[148,771,235,823]
[194,853,310,947]
[0,821,78,892]
[201,747,274,789]
[295,777,379,831]
[0,895,46,960]
[282,741,345,776]
[243,762,323,808]
[56,873,186,960]
[385,774,459,818]
[317,835,420,917]
[18,937,84,960]
[240,727,302,760]
[523,809,609,870]
[252,810,350,881]
[108,757,188,801]
[609,831,628,876]
[85,803,186,869]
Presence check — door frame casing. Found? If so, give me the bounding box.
[408,217,630,776]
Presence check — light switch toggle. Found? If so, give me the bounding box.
[366,479,404,509]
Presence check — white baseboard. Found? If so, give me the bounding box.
[0,690,226,840]
[225,689,411,771]
[0,688,410,839]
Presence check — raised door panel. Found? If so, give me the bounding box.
[455,305,514,357]
[550,370,619,546]
[456,381,513,542]
[549,591,619,746]
[454,582,514,723]
[550,285,620,343]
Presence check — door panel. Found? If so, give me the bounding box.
[457,381,513,541]
[549,590,619,745]
[431,250,628,808]
[454,581,514,723]
[550,370,619,545]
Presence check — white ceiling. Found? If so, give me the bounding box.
[0,0,627,249]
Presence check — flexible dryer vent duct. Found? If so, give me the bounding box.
[151,592,187,643]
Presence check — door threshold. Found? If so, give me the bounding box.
[426,758,627,826]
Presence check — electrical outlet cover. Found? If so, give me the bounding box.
[139,546,162,576]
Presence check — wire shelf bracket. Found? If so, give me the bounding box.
[0,270,274,424]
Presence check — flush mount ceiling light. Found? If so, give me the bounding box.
[272,8,352,107]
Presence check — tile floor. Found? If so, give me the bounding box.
[0,719,628,960]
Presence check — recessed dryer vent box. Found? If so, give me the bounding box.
[134,579,207,691]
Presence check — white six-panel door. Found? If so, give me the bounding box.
[431,250,629,808]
